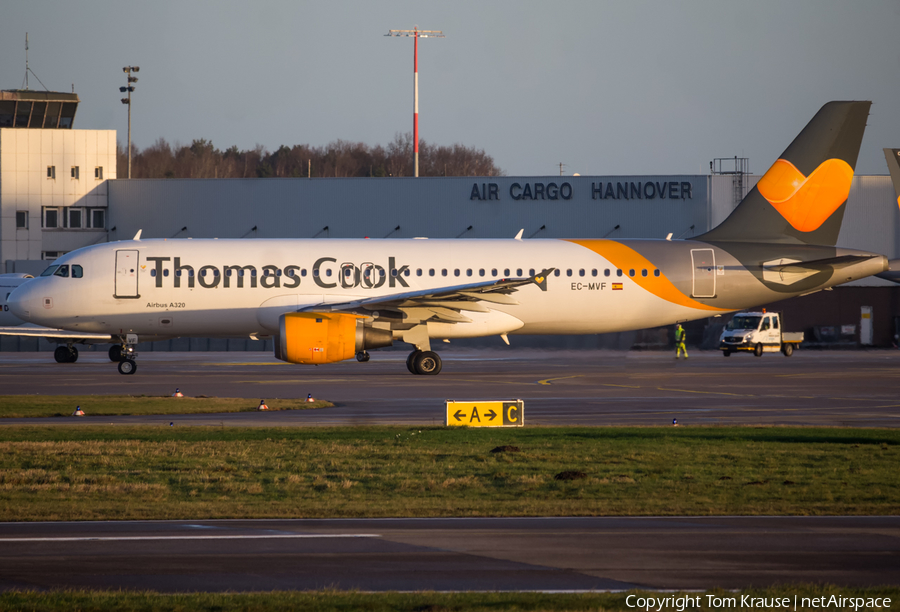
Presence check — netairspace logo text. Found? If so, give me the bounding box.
[625,593,892,611]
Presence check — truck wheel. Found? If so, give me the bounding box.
[782,343,793,357]
[754,343,763,357]
[723,350,731,357]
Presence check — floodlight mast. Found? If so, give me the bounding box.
[386,28,444,177]
[121,66,140,178]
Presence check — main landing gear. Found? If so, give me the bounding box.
[54,345,78,363]
[406,350,442,375]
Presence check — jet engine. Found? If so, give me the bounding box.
[274,312,393,364]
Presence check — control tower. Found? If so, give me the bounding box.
[0,89,79,129]
[0,88,116,275]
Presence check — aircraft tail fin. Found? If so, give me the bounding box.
[883,148,900,210]
[698,101,871,246]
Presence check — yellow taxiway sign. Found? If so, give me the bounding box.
[445,400,524,427]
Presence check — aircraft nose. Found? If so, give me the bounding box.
[7,285,34,321]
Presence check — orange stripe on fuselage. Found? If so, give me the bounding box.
[566,239,731,312]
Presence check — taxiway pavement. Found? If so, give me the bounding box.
[1,349,900,427]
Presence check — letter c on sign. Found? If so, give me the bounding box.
[507,404,518,422]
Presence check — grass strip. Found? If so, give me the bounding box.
[0,395,332,418]
[0,426,897,521]
[0,586,897,611]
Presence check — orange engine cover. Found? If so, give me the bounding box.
[275,312,364,364]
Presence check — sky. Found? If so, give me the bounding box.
[2,0,899,177]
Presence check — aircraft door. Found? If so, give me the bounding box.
[115,250,140,299]
[691,249,716,298]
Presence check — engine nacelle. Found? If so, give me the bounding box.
[274,312,393,364]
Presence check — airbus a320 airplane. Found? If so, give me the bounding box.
[6,101,892,375]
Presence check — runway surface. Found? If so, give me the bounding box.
[1,516,897,592]
[2,349,900,427]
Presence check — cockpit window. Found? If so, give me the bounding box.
[72,264,83,278]
[53,265,69,278]
[40,265,60,277]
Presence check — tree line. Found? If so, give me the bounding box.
[116,133,504,179]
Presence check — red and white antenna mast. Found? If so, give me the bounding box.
[386,27,444,177]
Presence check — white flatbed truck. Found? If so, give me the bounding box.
[718,311,803,357]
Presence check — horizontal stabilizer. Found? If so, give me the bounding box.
[763,254,879,273]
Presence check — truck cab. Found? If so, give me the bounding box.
[719,311,803,357]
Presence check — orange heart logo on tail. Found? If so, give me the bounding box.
[757,158,853,232]
[535,276,544,284]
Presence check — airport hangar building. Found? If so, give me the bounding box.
[2,91,899,351]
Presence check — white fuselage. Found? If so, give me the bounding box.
[7,237,886,344]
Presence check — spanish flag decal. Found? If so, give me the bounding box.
[757,158,854,232]
[612,283,623,290]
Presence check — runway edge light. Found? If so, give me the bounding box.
[445,400,524,427]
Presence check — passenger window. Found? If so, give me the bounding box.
[554,270,561,277]
[454,269,460,277]
[654,269,660,277]
[151,269,157,277]
[404,269,410,277]
[504,268,510,276]
[442,269,448,277]
[579,269,585,277]
[529,269,535,276]
[479,269,485,277]
[641,269,648,277]
[54,265,69,278]
[72,264,83,278]
[629,269,635,277]
[604,269,610,277]
[592,269,598,277]
[516,269,523,276]
[491,268,498,277]
[616,269,623,277]
[466,269,473,277]
[566,269,573,277]
[416,269,422,277]
[301,269,307,276]
[429,269,435,277]
[164,269,169,277]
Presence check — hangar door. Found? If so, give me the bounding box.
[691,249,716,298]
[115,250,140,299]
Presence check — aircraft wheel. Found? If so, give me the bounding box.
[722,350,731,357]
[54,346,69,363]
[754,343,764,357]
[356,351,370,362]
[414,351,442,376]
[782,343,794,357]
[118,359,137,375]
[406,350,421,374]
[109,345,123,362]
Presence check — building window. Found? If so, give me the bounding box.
[71,166,80,179]
[43,207,59,228]
[42,251,64,260]
[95,167,103,180]
[16,211,28,229]
[47,166,56,179]
[68,208,82,229]
[90,209,106,229]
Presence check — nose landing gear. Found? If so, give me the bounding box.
[116,335,139,375]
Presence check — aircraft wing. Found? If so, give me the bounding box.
[301,268,554,324]
[0,325,114,343]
